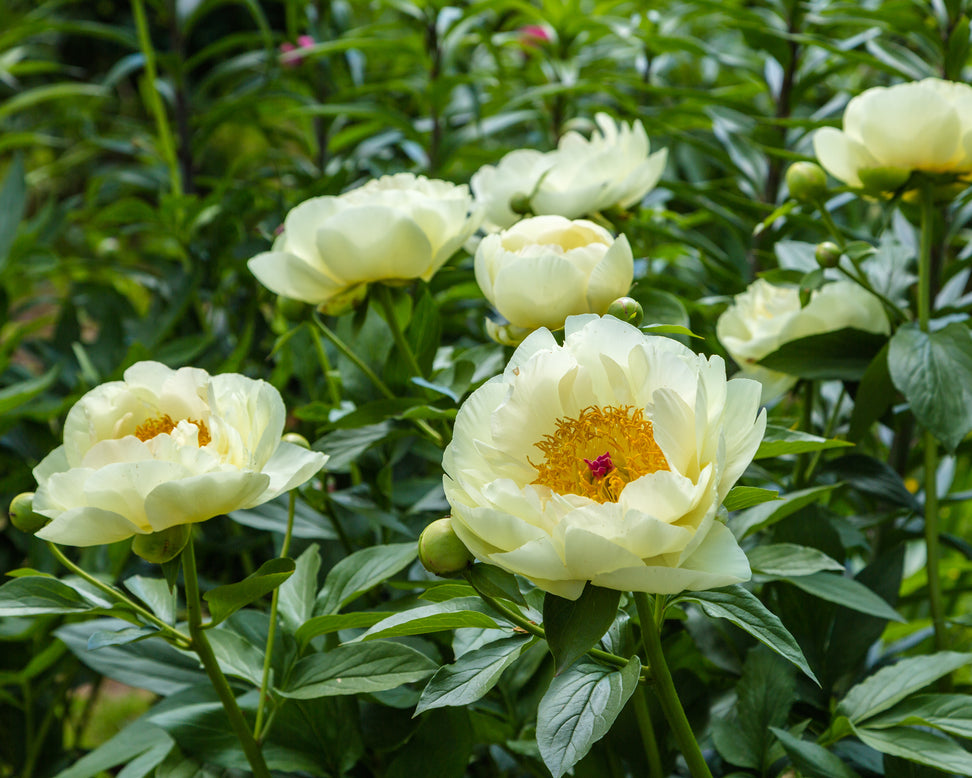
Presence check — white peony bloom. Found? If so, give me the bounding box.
[474,215,633,337]
[471,113,667,232]
[33,362,328,547]
[442,315,765,600]
[716,279,891,403]
[249,173,482,311]
[813,78,972,191]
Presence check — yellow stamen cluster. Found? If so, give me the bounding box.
[134,414,211,446]
[531,405,668,503]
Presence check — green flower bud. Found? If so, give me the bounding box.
[132,524,192,564]
[815,241,841,268]
[605,296,644,327]
[418,517,473,577]
[785,162,828,202]
[282,432,311,449]
[8,492,49,534]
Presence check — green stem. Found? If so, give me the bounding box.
[633,685,665,778]
[130,0,182,196]
[918,184,948,656]
[463,572,640,675]
[47,542,191,647]
[803,385,846,485]
[374,285,426,380]
[182,539,272,778]
[311,310,443,447]
[794,380,814,488]
[308,322,343,405]
[634,592,713,778]
[815,201,846,249]
[254,490,297,739]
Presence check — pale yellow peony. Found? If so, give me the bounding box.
[716,279,891,403]
[474,215,633,341]
[33,362,328,546]
[471,114,667,232]
[442,315,765,600]
[248,173,481,311]
[813,78,972,191]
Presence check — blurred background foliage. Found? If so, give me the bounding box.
[4,0,972,776]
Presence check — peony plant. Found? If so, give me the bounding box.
[248,173,482,313]
[474,215,634,343]
[442,314,765,599]
[471,113,667,231]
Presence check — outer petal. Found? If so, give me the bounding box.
[36,506,145,546]
[812,127,875,188]
[257,442,328,500]
[144,471,271,531]
[248,250,346,304]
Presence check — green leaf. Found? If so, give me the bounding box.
[278,544,321,634]
[888,322,972,451]
[385,708,473,778]
[748,543,844,577]
[821,454,919,511]
[536,657,641,778]
[730,484,840,539]
[0,575,98,615]
[0,366,60,416]
[754,425,854,459]
[465,564,527,606]
[124,575,177,624]
[712,648,795,771]
[415,635,529,715]
[87,626,158,650]
[315,542,417,615]
[0,152,26,272]
[295,611,394,649]
[758,328,887,380]
[848,342,893,442]
[867,693,972,739]
[769,727,860,778]
[837,651,972,723]
[776,572,904,622]
[50,718,174,778]
[678,586,818,684]
[543,583,621,674]
[207,627,266,686]
[851,723,972,776]
[203,557,295,627]
[281,641,437,699]
[359,597,502,640]
[724,486,780,512]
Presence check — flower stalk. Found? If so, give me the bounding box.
[634,592,713,778]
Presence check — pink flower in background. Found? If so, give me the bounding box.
[280,35,315,67]
[519,24,552,47]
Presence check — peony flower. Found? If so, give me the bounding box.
[442,315,765,600]
[716,279,890,403]
[813,78,972,191]
[32,362,327,547]
[470,113,667,232]
[248,173,482,312]
[475,215,633,341]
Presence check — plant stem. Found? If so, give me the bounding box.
[918,184,948,655]
[634,592,713,778]
[47,542,191,646]
[633,684,665,778]
[308,322,343,405]
[182,538,272,778]
[794,379,814,488]
[130,0,182,197]
[463,572,640,675]
[311,310,443,447]
[374,285,426,380]
[254,490,297,739]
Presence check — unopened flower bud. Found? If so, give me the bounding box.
[132,524,191,564]
[282,432,311,449]
[606,296,644,327]
[8,492,49,534]
[785,162,828,202]
[418,517,473,577]
[815,241,841,268]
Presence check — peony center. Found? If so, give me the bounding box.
[135,414,211,447]
[530,405,669,503]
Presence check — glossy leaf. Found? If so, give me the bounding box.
[203,557,295,627]
[543,583,621,675]
[314,542,417,615]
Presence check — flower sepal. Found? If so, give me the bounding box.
[132,524,192,564]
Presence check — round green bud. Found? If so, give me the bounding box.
[132,524,192,564]
[605,296,644,327]
[815,241,841,268]
[785,162,828,202]
[281,432,311,449]
[418,517,474,577]
[8,492,49,534]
